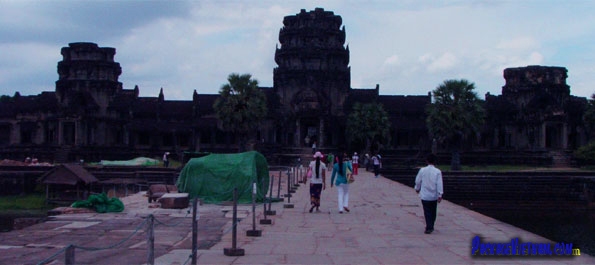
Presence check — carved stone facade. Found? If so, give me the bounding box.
[273,8,351,148]
[484,66,588,151]
[0,9,590,164]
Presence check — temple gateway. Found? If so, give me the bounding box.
[0,8,590,164]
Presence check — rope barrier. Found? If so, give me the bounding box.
[36,244,69,265]
[74,216,149,251]
[36,164,297,264]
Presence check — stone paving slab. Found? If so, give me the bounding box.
[157,170,595,265]
[1,169,593,264]
[0,191,231,265]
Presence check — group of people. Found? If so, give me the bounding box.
[307,151,355,214]
[307,150,444,234]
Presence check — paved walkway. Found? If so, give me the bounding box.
[157,169,595,265]
[1,169,593,264]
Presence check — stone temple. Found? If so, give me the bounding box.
[0,8,590,165]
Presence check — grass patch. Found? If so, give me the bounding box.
[436,164,590,172]
[0,194,48,211]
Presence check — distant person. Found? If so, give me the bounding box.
[312,140,317,154]
[163,152,170,168]
[330,152,353,214]
[351,152,359,175]
[372,153,381,178]
[326,153,334,171]
[308,151,327,213]
[414,153,443,234]
[364,153,370,171]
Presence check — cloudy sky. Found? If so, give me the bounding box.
[2,0,595,100]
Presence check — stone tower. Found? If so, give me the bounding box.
[500,65,572,149]
[273,8,351,147]
[54,42,123,146]
[55,42,123,116]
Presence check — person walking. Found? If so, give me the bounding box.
[330,152,353,214]
[414,153,443,234]
[326,153,334,171]
[351,152,359,175]
[372,153,381,178]
[308,151,327,212]
[163,152,170,168]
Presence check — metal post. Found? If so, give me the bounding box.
[224,188,245,256]
[65,245,75,265]
[296,166,301,186]
[191,197,198,265]
[246,182,262,237]
[260,175,276,225]
[284,170,294,208]
[266,174,276,216]
[276,170,282,199]
[147,215,155,265]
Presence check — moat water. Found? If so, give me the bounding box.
[459,202,594,256]
[385,174,595,256]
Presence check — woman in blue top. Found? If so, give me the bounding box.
[330,152,353,214]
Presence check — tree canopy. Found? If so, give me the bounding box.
[345,102,391,153]
[583,94,595,135]
[426,79,485,170]
[213,73,267,151]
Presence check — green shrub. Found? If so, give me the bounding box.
[0,194,47,210]
[574,141,595,164]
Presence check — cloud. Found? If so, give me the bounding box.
[420,52,459,73]
[1,1,595,100]
[383,55,401,67]
[496,37,539,51]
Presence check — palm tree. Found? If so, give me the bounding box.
[346,102,391,154]
[583,93,595,139]
[213,73,267,152]
[426,79,485,170]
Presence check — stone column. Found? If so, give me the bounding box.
[10,122,19,145]
[539,123,546,149]
[319,118,325,147]
[561,123,568,149]
[57,120,63,145]
[194,131,201,152]
[75,120,82,146]
[296,119,301,147]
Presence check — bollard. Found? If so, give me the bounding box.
[260,172,275,224]
[192,197,198,265]
[265,174,276,216]
[276,170,282,199]
[260,195,273,225]
[65,244,75,265]
[294,167,301,186]
[246,182,262,237]
[147,215,155,265]
[291,167,298,190]
[285,168,295,195]
[224,188,245,256]
[284,170,294,208]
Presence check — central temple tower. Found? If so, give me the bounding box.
[273,8,351,148]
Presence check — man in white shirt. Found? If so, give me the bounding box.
[414,153,443,234]
[372,153,381,178]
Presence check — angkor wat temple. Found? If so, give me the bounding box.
[0,8,590,165]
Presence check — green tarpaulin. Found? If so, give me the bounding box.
[176,151,269,203]
[71,193,125,213]
[98,157,160,166]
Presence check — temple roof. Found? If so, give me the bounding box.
[0,92,58,118]
[39,164,98,185]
